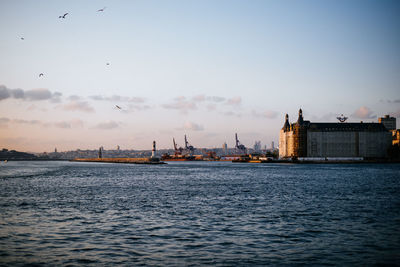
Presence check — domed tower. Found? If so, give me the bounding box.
[292,108,307,157]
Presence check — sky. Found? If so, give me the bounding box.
[0,0,399,152]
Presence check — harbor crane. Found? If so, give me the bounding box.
[173,138,183,156]
[184,135,195,155]
[235,133,247,154]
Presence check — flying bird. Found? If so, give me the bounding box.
[39,73,44,77]
[97,7,106,12]
[337,114,348,123]
[106,62,110,66]
[20,37,24,40]
[59,13,68,19]
[115,105,122,110]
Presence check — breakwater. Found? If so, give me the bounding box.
[71,157,166,164]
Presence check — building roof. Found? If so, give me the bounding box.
[280,109,390,133]
[308,122,388,132]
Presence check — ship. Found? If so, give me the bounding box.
[161,153,196,161]
[161,136,198,161]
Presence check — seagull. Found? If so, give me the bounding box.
[59,13,68,19]
[336,114,348,123]
[116,105,122,110]
[106,62,110,66]
[39,73,44,77]
[20,37,24,40]
[97,7,106,12]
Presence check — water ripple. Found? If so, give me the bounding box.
[0,161,399,265]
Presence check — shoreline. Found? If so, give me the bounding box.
[1,158,399,164]
[232,159,400,164]
[70,158,166,165]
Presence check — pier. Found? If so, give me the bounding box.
[71,157,166,164]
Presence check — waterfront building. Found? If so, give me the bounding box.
[393,130,400,146]
[254,141,261,152]
[222,142,228,154]
[378,115,396,131]
[279,109,392,159]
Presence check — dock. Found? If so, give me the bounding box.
[71,157,166,164]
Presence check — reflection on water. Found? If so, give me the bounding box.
[0,161,399,265]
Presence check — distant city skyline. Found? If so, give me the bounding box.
[1,0,399,152]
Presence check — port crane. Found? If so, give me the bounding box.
[173,138,183,156]
[235,133,247,154]
[184,135,195,155]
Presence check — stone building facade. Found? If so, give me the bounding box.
[279,109,392,159]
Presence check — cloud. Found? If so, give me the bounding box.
[209,96,225,102]
[61,100,95,113]
[0,117,10,128]
[120,104,151,113]
[92,121,119,130]
[352,106,376,119]
[192,95,206,102]
[68,95,81,101]
[50,119,84,129]
[0,85,62,102]
[46,119,84,129]
[163,95,230,113]
[90,94,145,103]
[13,119,41,125]
[0,86,10,100]
[26,104,48,112]
[162,96,197,113]
[207,104,217,111]
[129,97,145,103]
[183,121,204,131]
[11,88,25,99]
[386,99,400,104]
[90,95,104,101]
[163,95,238,114]
[53,121,71,129]
[221,111,241,117]
[390,109,400,118]
[252,110,278,119]
[24,89,52,100]
[0,117,85,129]
[192,95,226,103]
[226,96,242,106]
[69,119,84,128]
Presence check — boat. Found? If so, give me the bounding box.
[161,153,196,161]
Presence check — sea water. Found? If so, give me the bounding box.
[0,161,399,266]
